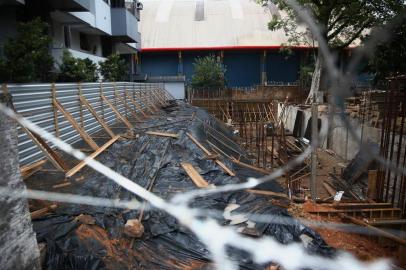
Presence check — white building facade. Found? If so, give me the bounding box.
[0,0,142,79]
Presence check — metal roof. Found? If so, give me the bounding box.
[139,0,311,51]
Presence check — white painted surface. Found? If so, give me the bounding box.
[163,82,185,99]
[95,0,112,34]
[52,48,106,65]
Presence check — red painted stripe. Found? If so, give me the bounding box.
[140,45,315,52]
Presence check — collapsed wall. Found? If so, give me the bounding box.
[0,94,40,269]
[27,101,334,269]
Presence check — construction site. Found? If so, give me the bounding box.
[0,0,405,270]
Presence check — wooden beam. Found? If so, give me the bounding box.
[367,170,378,200]
[181,162,209,188]
[231,157,271,175]
[339,214,406,246]
[66,135,120,178]
[31,204,58,219]
[247,189,289,199]
[145,131,179,139]
[21,125,68,172]
[21,159,47,179]
[51,83,60,137]
[115,90,142,121]
[125,91,149,118]
[79,96,116,138]
[186,132,235,176]
[53,99,99,151]
[101,95,133,129]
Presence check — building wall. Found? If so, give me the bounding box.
[139,50,303,88]
[223,51,261,87]
[0,7,18,56]
[140,52,179,77]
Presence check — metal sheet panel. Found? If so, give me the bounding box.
[6,82,164,167]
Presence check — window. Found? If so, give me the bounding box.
[79,33,90,51]
[63,26,71,48]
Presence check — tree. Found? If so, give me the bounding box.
[191,55,226,90]
[99,53,128,81]
[58,50,98,82]
[365,13,406,82]
[0,17,54,82]
[257,0,403,102]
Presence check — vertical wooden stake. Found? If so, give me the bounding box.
[100,82,105,121]
[78,82,84,128]
[51,83,60,137]
[368,170,378,200]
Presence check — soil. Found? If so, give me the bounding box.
[289,202,404,268]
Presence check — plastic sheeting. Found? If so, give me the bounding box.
[31,101,334,269]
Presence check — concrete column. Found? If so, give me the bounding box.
[0,93,40,270]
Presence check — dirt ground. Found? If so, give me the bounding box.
[289,202,404,268]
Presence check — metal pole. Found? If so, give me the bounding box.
[310,100,318,201]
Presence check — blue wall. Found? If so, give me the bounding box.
[223,51,261,87]
[267,51,300,83]
[140,52,178,76]
[139,50,302,87]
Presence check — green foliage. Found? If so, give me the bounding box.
[365,13,406,81]
[58,50,98,82]
[257,0,403,49]
[191,55,226,90]
[99,54,128,82]
[0,17,53,82]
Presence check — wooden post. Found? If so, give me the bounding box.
[100,82,105,120]
[79,95,116,138]
[51,83,60,137]
[367,170,378,200]
[310,102,318,201]
[78,83,84,128]
[53,99,99,151]
[101,95,133,129]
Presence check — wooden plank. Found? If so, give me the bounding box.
[66,135,120,178]
[31,204,58,219]
[21,159,47,179]
[323,181,337,197]
[186,132,235,176]
[231,157,271,175]
[115,91,142,121]
[21,125,68,172]
[125,91,149,118]
[367,170,378,200]
[145,131,179,139]
[339,214,406,246]
[101,95,133,129]
[53,99,99,151]
[180,162,209,188]
[186,132,211,155]
[247,189,289,199]
[79,96,116,138]
[51,83,60,137]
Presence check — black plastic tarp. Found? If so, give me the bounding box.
[30,101,334,269]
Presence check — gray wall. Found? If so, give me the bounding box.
[0,93,40,270]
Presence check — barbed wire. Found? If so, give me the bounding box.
[1,1,405,269]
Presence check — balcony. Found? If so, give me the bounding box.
[111,7,140,43]
[52,48,106,66]
[47,0,91,12]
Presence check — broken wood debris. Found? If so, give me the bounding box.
[186,132,236,176]
[181,162,210,188]
[66,135,121,178]
[145,131,179,139]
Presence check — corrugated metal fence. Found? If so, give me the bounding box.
[5,82,165,167]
